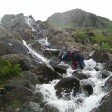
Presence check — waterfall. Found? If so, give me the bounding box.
[22,40,53,69]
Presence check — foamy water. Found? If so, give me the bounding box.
[35,59,111,112]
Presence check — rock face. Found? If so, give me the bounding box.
[0,38,28,56]
[55,77,80,98]
[47,9,111,29]
[32,64,62,83]
[20,102,41,112]
[92,90,112,112]
[91,50,110,63]
[1,13,29,31]
[104,76,112,92]
[104,59,112,72]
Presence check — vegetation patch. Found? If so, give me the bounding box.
[0,58,22,87]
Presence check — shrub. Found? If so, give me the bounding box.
[101,42,112,51]
[0,59,22,84]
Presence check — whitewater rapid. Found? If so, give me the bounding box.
[22,40,112,112]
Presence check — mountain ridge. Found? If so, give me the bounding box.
[47,9,112,29]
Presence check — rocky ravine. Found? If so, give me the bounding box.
[0,13,112,112]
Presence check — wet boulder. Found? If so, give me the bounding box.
[81,80,94,96]
[98,70,110,79]
[43,103,60,112]
[49,60,69,74]
[72,70,88,80]
[95,63,104,71]
[104,59,112,72]
[82,84,93,96]
[55,77,80,98]
[20,102,41,112]
[32,64,62,83]
[91,50,110,63]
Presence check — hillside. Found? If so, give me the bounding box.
[47,9,112,29]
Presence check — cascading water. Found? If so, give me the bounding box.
[22,40,112,112]
[35,59,112,112]
[22,40,53,69]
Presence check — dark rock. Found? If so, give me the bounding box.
[95,63,104,71]
[5,71,40,90]
[82,84,93,96]
[0,38,28,56]
[103,76,112,92]
[43,103,60,112]
[20,102,41,112]
[5,86,32,104]
[98,70,110,79]
[49,60,68,74]
[91,50,110,63]
[92,90,112,112]
[72,70,88,80]
[32,64,62,83]
[55,77,80,98]
[104,59,112,72]
[31,92,44,104]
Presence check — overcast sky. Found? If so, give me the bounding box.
[0,0,112,21]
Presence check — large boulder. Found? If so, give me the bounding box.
[32,64,62,83]
[20,102,41,112]
[0,38,28,56]
[91,50,110,63]
[49,60,69,74]
[54,77,80,98]
[72,70,88,80]
[43,103,60,112]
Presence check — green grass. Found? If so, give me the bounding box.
[0,59,22,87]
